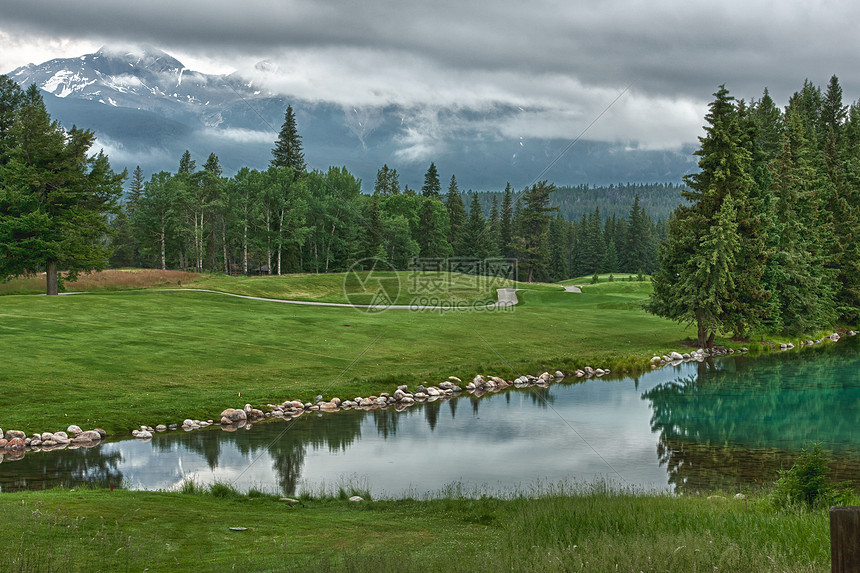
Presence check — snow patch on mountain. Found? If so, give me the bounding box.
[42,70,96,98]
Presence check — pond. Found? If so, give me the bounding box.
[2,337,859,497]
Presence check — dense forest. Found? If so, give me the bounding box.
[648,77,860,344]
[104,105,670,282]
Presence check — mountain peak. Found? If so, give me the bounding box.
[93,45,184,74]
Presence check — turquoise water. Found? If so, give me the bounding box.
[2,337,858,496]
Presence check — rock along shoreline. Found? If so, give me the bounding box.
[1,330,855,459]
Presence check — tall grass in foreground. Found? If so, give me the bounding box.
[307,492,832,572]
[0,483,841,573]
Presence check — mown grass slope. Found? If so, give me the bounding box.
[0,274,692,434]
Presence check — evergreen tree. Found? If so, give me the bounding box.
[548,213,570,280]
[768,107,836,332]
[364,194,384,260]
[127,165,145,218]
[648,85,764,347]
[0,85,125,294]
[416,196,451,259]
[421,162,441,198]
[0,75,24,163]
[271,105,306,176]
[832,103,860,323]
[487,194,500,257]
[373,164,400,196]
[178,149,196,174]
[623,195,654,273]
[602,239,619,274]
[445,174,466,256]
[465,192,492,260]
[514,181,557,282]
[499,183,514,259]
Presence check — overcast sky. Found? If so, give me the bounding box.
[2,0,858,151]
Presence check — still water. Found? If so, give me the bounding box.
[2,337,859,496]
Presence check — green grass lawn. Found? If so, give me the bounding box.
[186,270,559,305]
[0,485,831,572]
[0,274,695,434]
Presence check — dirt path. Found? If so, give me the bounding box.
[61,287,521,310]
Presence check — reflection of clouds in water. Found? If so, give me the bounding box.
[9,343,859,496]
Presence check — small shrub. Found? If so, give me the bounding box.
[772,444,851,508]
[636,269,645,281]
[591,273,599,284]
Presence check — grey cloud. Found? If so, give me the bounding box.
[3,0,859,152]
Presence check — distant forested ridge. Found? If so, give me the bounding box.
[471,182,685,223]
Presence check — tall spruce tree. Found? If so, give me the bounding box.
[499,183,514,258]
[0,85,125,294]
[421,162,441,198]
[445,174,466,256]
[0,76,24,163]
[417,196,451,258]
[648,85,765,347]
[768,106,836,332]
[488,194,500,257]
[465,191,492,260]
[271,105,306,176]
[623,195,654,273]
[514,181,557,282]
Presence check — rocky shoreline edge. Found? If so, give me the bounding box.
[1,330,855,458]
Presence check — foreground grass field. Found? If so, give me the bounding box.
[0,485,832,572]
[0,272,698,434]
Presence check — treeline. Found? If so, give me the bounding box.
[111,153,666,282]
[649,76,860,345]
[472,182,684,222]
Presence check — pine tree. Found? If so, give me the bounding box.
[364,194,384,260]
[548,213,570,280]
[768,107,836,333]
[623,195,654,273]
[0,84,125,294]
[445,174,466,256]
[271,105,306,176]
[499,183,514,259]
[421,162,441,198]
[514,181,558,282]
[416,197,451,258]
[465,192,492,259]
[0,75,24,163]
[648,85,765,347]
[128,165,145,218]
[373,164,400,196]
[488,194,500,257]
[178,149,196,174]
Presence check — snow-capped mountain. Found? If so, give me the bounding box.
[10,46,268,127]
[5,47,695,190]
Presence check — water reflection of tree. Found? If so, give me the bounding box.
[425,400,442,431]
[0,446,124,492]
[526,387,555,408]
[173,411,366,495]
[643,340,860,493]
